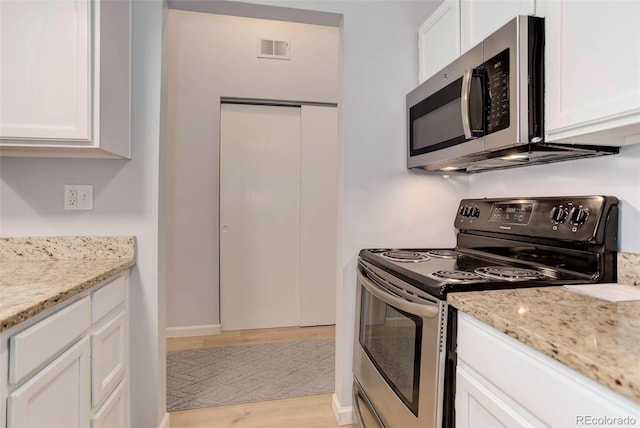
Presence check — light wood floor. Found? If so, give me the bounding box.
[167,325,335,351]
[170,393,354,428]
[167,326,356,428]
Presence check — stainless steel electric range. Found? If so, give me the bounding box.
[353,196,619,428]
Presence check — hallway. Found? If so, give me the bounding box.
[167,326,353,427]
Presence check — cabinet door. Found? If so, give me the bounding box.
[0,0,91,141]
[457,313,640,427]
[456,365,542,427]
[418,0,460,83]
[0,0,131,158]
[8,337,90,428]
[545,1,640,144]
[91,312,127,408]
[460,0,537,53]
[91,380,129,428]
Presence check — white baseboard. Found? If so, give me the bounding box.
[159,412,170,428]
[332,393,354,425]
[166,324,221,338]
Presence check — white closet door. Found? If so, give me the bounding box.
[220,103,301,331]
[299,105,338,326]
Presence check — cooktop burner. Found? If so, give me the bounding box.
[426,249,461,259]
[428,270,485,282]
[380,250,430,262]
[474,266,545,281]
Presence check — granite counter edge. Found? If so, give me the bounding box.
[0,259,135,334]
[447,292,639,404]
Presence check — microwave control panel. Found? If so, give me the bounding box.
[484,49,510,135]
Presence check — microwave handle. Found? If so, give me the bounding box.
[461,68,486,139]
[461,68,475,139]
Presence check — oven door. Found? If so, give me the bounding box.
[353,260,446,428]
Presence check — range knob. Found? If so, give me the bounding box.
[549,206,567,222]
[569,207,589,224]
[471,206,480,218]
[459,206,467,217]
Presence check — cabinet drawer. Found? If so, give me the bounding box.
[10,296,91,384]
[92,274,126,324]
[92,311,127,407]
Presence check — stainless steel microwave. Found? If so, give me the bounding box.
[407,16,618,173]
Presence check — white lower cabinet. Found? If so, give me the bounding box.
[456,361,544,427]
[8,337,91,428]
[91,380,128,428]
[2,272,130,428]
[456,312,639,427]
[91,312,126,409]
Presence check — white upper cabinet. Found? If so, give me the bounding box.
[418,0,460,83]
[418,0,543,83]
[544,0,640,145]
[460,0,540,54]
[0,1,91,141]
[417,0,640,147]
[0,0,131,158]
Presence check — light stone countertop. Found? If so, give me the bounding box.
[619,252,640,286]
[448,285,640,404]
[0,236,136,333]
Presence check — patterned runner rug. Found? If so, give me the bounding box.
[166,338,335,411]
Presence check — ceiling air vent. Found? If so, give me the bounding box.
[257,38,291,60]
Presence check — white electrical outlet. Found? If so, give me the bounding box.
[64,185,94,210]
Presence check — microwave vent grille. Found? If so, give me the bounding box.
[258,38,291,60]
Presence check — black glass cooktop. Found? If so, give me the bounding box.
[359,247,599,299]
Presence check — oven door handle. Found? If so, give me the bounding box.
[357,269,439,318]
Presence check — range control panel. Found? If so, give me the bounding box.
[455,196,618,243]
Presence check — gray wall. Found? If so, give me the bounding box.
[166,11,340,331]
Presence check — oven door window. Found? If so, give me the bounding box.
[359,287,423,416]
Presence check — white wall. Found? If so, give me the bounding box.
[166,11,340,330]
[167,2,640,420]
[469,144,640,253]
[328,2,468,414]
[167,0,464,417]
[0,1,167,426]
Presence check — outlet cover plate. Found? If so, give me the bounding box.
[64,184,93,210]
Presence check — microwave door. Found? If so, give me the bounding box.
[407,44,485,170]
